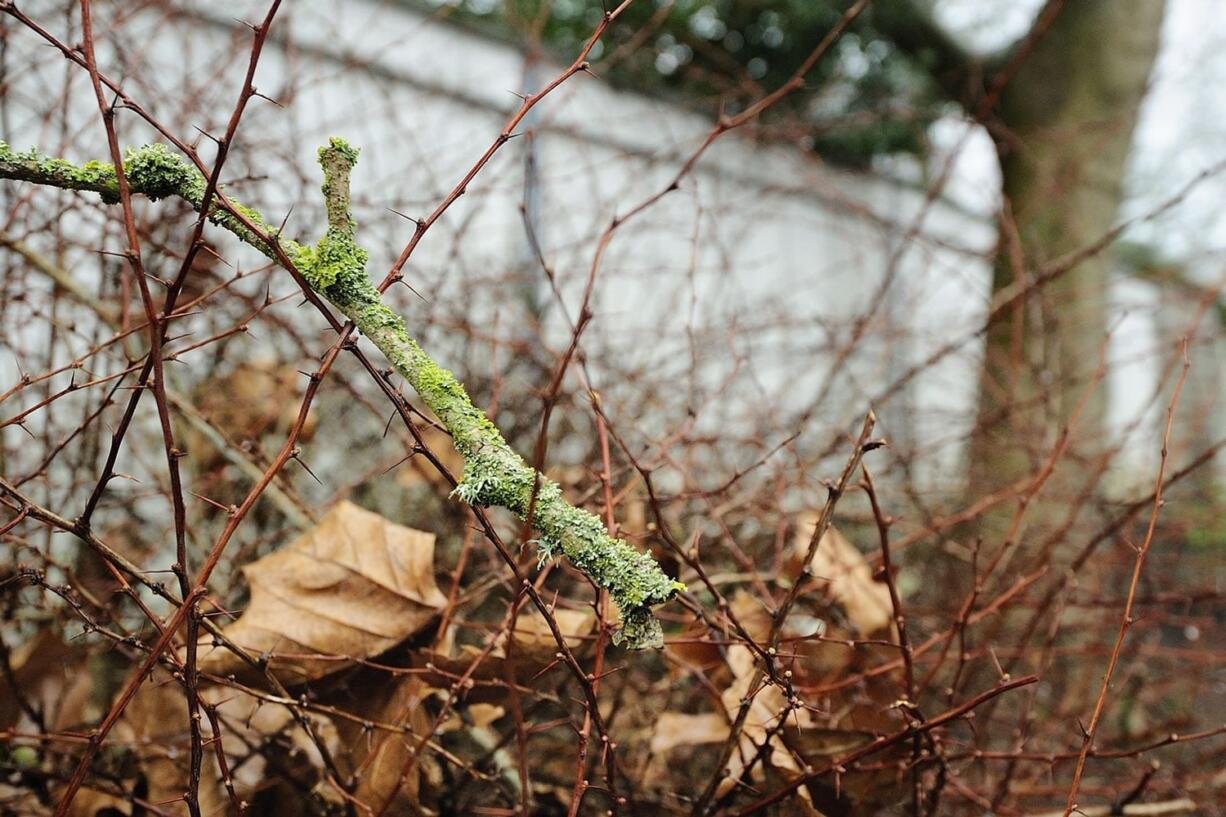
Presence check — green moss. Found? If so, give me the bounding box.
[615,607,665,650]
[0,141,212,207]
[291,138,374,299]
[230,201,269,229]
[77,160,116,186]
[0,142,121,202]
[294,228,369,293]
[453,451,534,507]
[122,143,201,201]
[317,139,359,232]
[415,361,471,408]
[356,301,405,333]
[322,136,359,167]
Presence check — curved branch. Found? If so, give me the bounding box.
[0,138,683,649]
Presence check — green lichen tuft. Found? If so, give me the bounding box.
[613,607,665,650]
[321,137,359,167]
[122,143,201,201]
[293,229,369,294]
[292,137,373,298]
[76,160,117,188]
[452,451,535,508]
[0,142,122,202]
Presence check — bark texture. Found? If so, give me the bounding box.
[970,0,1168,523]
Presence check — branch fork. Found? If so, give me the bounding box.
[0,138,683,648]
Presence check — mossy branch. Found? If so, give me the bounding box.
[0,139,683,649]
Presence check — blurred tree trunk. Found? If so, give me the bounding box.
[967,0,1168,540]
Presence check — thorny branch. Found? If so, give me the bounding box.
[0,138,683,650]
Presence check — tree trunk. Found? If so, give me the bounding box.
[968,0,1168,543]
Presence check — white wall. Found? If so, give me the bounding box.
[1,0,1002,502]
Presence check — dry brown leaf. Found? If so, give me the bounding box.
[649,536,900,812]
[332,671,439,815]
[208,686,340,814]
[410,606,595,697]
[504,607,594,663]
[649,712,729,754]
[795,516,894,638]
[0,629,74,731]
[466,703,505,729]
[647,591,815,802]
[198,501,447,684]
[60,788,128,817]
[110,672,227,817]
[717,592,814,798]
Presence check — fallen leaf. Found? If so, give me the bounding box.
[466,703,505,729]
[332,671,439,816]
[198,501,447,684]
[647,591,815,802]
[648,518,906,813]
[410,606,595,697]
[61,788,128,817]
[649,712,729,754]
[795,516,895,638]
[111,672,227,817]
[505,607,594,663]
[717,592,812,797]
[0,629,73,730]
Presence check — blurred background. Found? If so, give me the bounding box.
[2,1,1225,815]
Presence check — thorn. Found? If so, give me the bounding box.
[189,491,229,513]
[276,205,295,235]
[192,125,223,146]
[387,208,420,226]
[250,88,283,107]
[379,452,414,475]
[197,241,233,269]
[291,451,323,485]
[396,276,428,303]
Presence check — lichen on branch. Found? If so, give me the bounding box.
[0,138,683,649]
